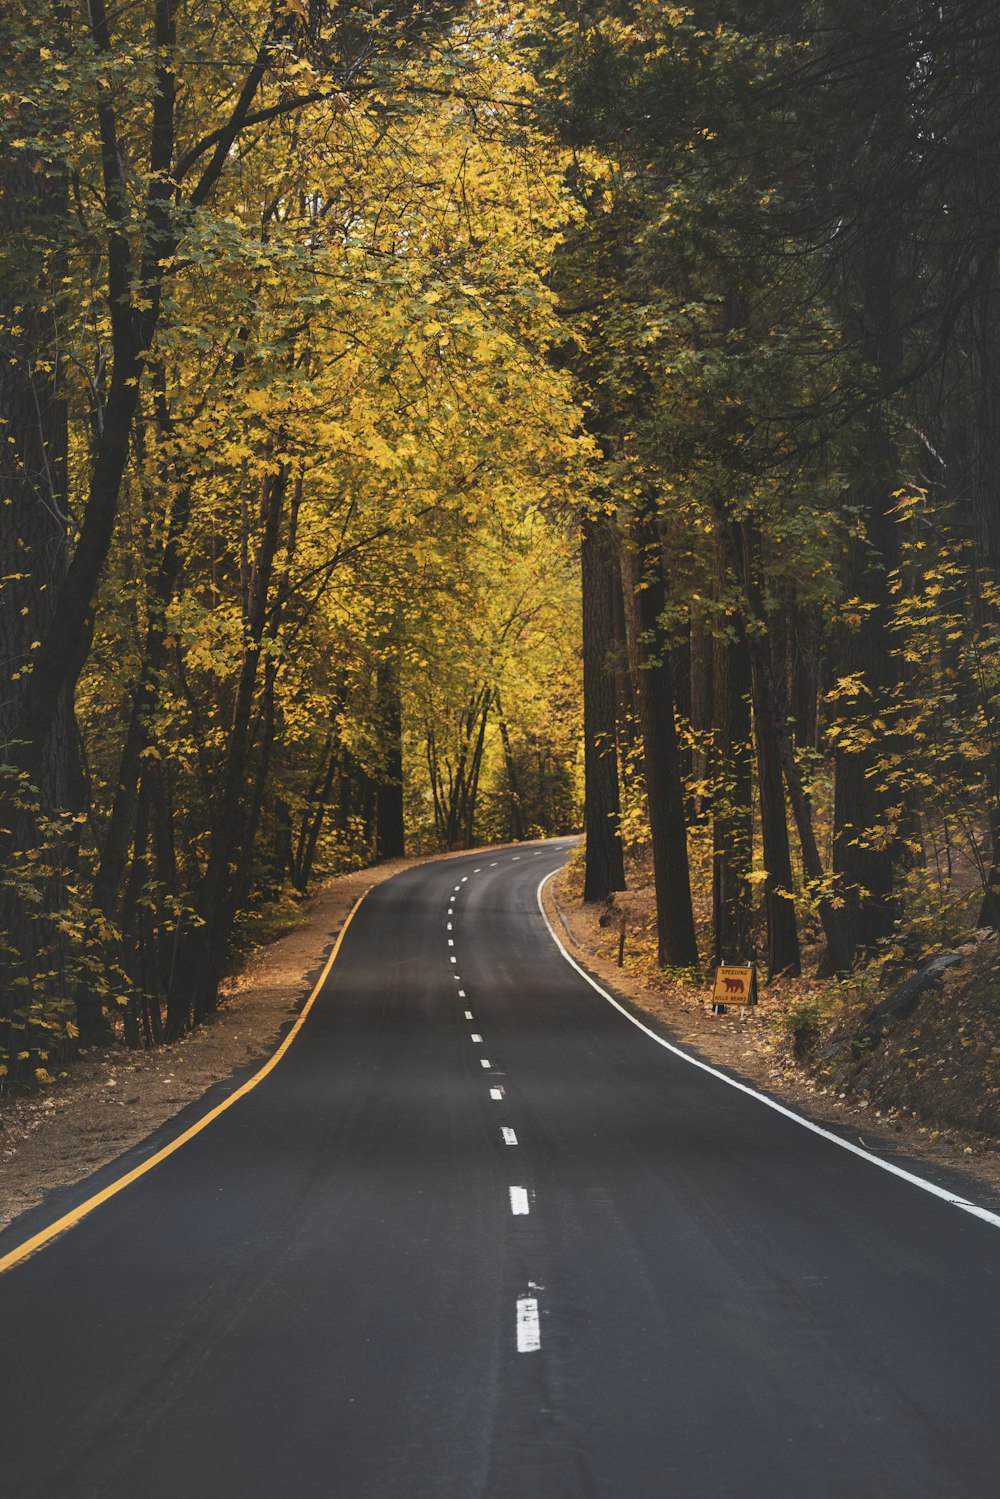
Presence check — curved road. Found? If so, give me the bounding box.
[2,840,1000,1497]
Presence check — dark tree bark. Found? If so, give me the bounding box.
[963,20,1000,925]
[426,687,492,850]
[581,514,625,901]
[610,560,641,759]
[690,606,714,822]
[739,522,801,979]
[831,409,901,958]
[375,655,405,860]
[0,82,89,1042]
[626,517,700,970]
[93,378,195,923]
[293,737,339,891]
[1,0,176,805]
[165,461,289,1036]
[711,541,753,968]
[818,103,907,961]
[462,692,491,849]
[495,693,525,842]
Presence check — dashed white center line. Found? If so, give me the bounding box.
[448,939,454,947]
[453,884,461,892]
[512,856,520,861]
[474,867,481,873]
[490,1085,504,1100]
[471,1033,483,1043]
[450,956,457,964]
[489,862,497,867]
[516,1297,540,1353]
[464,1010,474,1020]
[461,876,468,883]
[502,1127,518,1145]
[447,922,453,931]
[509,1187,529,1216]
[480,1058,492,1069]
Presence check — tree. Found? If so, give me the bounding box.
[581,513,626,900]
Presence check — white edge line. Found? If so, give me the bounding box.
[536,870,1000,1233]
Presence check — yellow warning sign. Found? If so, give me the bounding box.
[713,965,755,1007]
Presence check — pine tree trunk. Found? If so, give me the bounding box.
[738,522,801,979]
[832,418,900,958]
[966,19,1000,925]
[626,518,700,970]
[711,538,753,968]
[690,606,714,823]
[581,514,626,901]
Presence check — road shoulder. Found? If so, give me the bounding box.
[541,864,1000,1207]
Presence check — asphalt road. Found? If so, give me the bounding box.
[2,839,1000,1498]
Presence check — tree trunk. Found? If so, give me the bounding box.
[462,689,492,848]
[495,693,525,842]
[165,462,288,1036]
[690,606,714,822]
[711,539,753,968]
[739,522,801,979]
[966,20,1000,924]
[581,514,626,901]
[0,118,89,1041]
[375,655,405,860]
[831,418,900,958]
[626,517,700,970]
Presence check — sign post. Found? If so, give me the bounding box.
[712,964,757,1014]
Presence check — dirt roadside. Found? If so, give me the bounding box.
[541,865,1000,1203]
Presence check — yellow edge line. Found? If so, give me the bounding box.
[0,888,370,1277]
